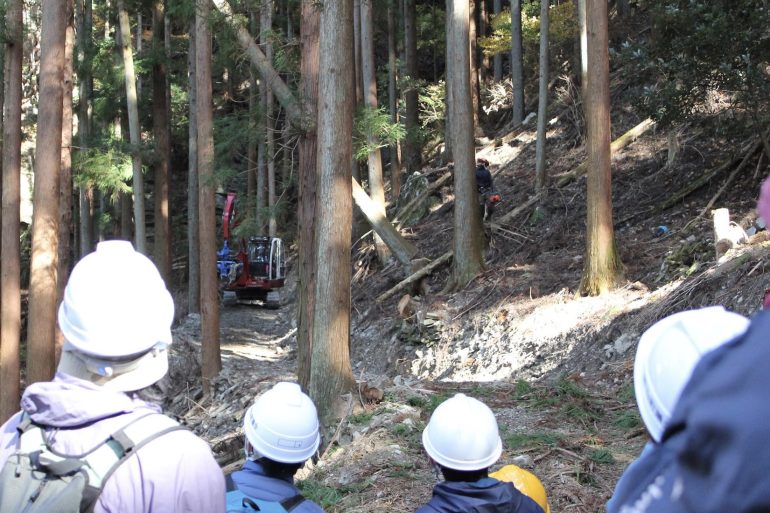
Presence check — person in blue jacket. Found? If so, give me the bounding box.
[416,393,545,513]
[606,306,749,512]
[609,307,770,513]
[226,382,324,513]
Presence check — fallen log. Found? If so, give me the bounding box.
[377,251,453,302]
[394,171,453,227]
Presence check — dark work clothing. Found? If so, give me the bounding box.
[228,460,324,513]
[415,478,545,513]
[608,309,770,513]
[475,165,494,191]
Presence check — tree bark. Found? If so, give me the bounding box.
[1,0,23,422]
[153,0,171,283]
[469,0,480,128]
[118,2,146,253]
[297,0,320,392]
[444,0,454,165]
[27,0,66,384]
[387,0,401,198]
[449,0,484,287]
[262,0,277,237]
[403,0,421,172]
[309,0,357,423]
[196,0,221,394]
[187,18,200,314]
[77,0,93,257]
[510,0,524,125]
[492,0,502,82]
[534,0,549,192]
[57,2,75,360]
[579,0,622,296]
[361,0,390,265]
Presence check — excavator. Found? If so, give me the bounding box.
[216,192,285,308]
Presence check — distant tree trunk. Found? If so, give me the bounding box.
[353,0,363,105]
[579,0,622,296]
[262,0,277,237]
[57,2,75,359]
[196,0,221,393]
[77,0,93,257]
[617,0,629,19]
[361,0,390,265]
[443,0,453,164]
[247,11,257,206]
[309,0,357,423]
[297,0,319,392]
[187,19,200,314]
[403,0,421,172]
[492,0,502,82]
[153,0,171,283]
[576,0,587,96]
[469,0,480,129]
[1,0,23,422]
[535,0,549,192]
[27,0,66,384]
[479,0,490,82]
[510,0,524,125]
[387,0,401,198]
[118,2,146,253]
[448,0,484,287]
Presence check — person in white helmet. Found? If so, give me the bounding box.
[417,393,545,513]
[226,382,324,513]
[606,306,749,513]
[0,241,226,513]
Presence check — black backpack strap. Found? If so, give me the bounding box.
[225,473,238,492]
[280,494,306,512]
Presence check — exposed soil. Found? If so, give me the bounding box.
[163,87,770,512]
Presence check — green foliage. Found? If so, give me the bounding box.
[620,0,770,128]
[614,410,643,430]
[354,106,406,161]
[479,3,577,76]
[73,145,133,201]
[295,480,344,510]
[418,81,446,130]
[588,448,616,464]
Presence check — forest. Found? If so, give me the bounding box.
[1,0,770,511]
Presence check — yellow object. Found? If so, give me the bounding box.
[490,464,551,513]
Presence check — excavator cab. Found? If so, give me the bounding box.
[217,192,286,308]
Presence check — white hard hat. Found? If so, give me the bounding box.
[422,393,502,471]
[634,306,749,442]
[56,241,174,391]
[243,382,321,463]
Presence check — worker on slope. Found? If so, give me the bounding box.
[475,158,501,222]
[0,240,226,513]
[606,306,750,513]
[226,382,324,513]
[416,393,545,513]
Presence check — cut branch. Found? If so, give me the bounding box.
[377,251,453,302]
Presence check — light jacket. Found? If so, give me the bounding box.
[416,477,545,513]
[229,460,324,513]
[0,372,226,513]
[608,309,770,513]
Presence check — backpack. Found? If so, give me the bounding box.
[226,490,306,513]
[0,412,186,513]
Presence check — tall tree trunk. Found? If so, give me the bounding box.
[361,0,390,265]
[534,0,549,192]
[310,0,356,423]
[297,0,319,392]
[262,0,277,237]
[576,0,587,97]
[27,0,66,384]
[492,0,502,82]
[196,0,221,394]
[449,0,483,287]
[1,0,23,422]
[152,0,171,283]
[387,0,401,199]
[77,0,93,257]
[479,0,490,82]
[444,0,453,164]
[579,0,622,295]
[118,2,146,253]
[247,12,257,207]
[57,1,75,360]
[403,0,421,171]
[510,0,524,125]
[353,0,363,105]
[187,18,200,314]
[469,0,480,129]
